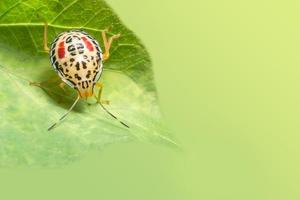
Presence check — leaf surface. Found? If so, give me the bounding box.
[0,0,175,167]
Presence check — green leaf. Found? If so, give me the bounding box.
[0,0,176,167]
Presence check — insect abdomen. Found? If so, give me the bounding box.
[50,30,103,97]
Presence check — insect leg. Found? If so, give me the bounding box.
[30,80,68,101]
[29,78,59,88]
[44,22,50,53]
[94,82,110,105]
[59,82,66,92]
[93,83,129,128]
[101,29,121,61]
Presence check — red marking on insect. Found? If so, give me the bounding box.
[58,41,65,59]
[81,37,94,52]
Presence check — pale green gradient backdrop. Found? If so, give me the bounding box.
[0,0,300,199]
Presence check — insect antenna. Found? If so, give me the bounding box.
[48,95,80,131]
[97,102,130,128]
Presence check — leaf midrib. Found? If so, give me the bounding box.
[0,23,108,33]
[0,23,141,49]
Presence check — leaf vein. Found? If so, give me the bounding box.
[26,26,38,52]
[7,26,22,49]
[80,8,110,28]
[0,23,108,33]
[50,0,80,23]
[0,0,22,20]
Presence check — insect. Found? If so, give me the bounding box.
[41,23,129,131]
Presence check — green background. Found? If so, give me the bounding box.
[1,0,300,199]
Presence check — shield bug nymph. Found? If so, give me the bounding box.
[41,23,129,130]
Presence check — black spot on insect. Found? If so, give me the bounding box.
[68,76,72,79]
[75,62,80,70]
[76,43,84,54]
[66,36,72,43]
[83,55,90,62]
[63,62,68,66]
[92,74,97,82]
[83,81,90,89]
[70,52,77,56]
[68,45,75,52]
[66,69,69,72]
[58,67,69,76]
[88,80,92,83]
[70,58,75,62]
[53,37,59,43]
[93,70,96,73]
[93,62,96,66]
[97,52,101,60]
[66,79,76,87]
[57,70,64,78]
[73,35,80,40]
[54,61,59,69]
[78,82,81,85]
[51,56,56,65]
[75,74,82,81]
[86,70,91,78]
[82,61,87,69]
[51,43,56,50]
[81,81,86,89]
[92,40,98,46]
[58,66,68,77]
[77,43,84,49]
[91,56,94,60]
